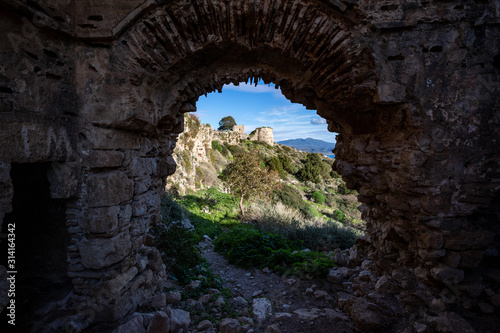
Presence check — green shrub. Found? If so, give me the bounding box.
[268,249,336,278]
[213,225,335,278]
[298,153,333,183]
[331,170,341,179]
[301,205,321,219]
[247,202,359,250]
[337,182,356,195]
[333,209,346,222]
[311,191,326,204]
[268,156,286,179]
[214,225,297,268]
[273,185,305,211]
[279,155,295,174]
[153,221,204,284]
[181,150,192,173]
[227,145,246,156]
[212,140,223,153]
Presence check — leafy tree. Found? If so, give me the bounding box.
[220,150,280,216]
[299,153,332,183]
[218,116,237,131]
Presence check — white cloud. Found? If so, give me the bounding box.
[311,118,327,125]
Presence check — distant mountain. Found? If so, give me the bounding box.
[278,138,335,154]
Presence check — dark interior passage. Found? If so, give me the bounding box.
[1,163,71,331]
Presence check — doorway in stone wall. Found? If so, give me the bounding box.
[165,78,364,251]
[1,163,71,330]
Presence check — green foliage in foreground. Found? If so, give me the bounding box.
[213,225,335,278]
[153,221,204,284]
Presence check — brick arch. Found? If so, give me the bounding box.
[103,0,377,129]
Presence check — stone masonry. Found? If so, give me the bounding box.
[0,0,499,331]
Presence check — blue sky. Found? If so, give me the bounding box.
[194,81,337,143]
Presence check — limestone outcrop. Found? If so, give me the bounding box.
[0,0,498,331]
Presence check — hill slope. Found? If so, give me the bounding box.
[278,138,335,154]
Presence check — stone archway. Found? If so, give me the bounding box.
[0,0,499,331]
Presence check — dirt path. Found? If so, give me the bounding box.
[198,240,358,333]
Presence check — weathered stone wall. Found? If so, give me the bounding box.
[0,0,498,331]
[250,127,274,146]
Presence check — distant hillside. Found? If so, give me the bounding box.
[278,138,335,154]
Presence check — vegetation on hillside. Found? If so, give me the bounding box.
[159,115,366,292]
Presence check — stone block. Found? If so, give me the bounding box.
[86,126,141,150]
[430,264,464,284]
[89,150,125,168]
[107,266,138,294]
[128,157,158,177]
[419,231,444,250]
[444,230,495,250]
[343,298,386,331]
[459,250,484,269]
[86,171,134,207]
[80,206,120,234]
[165,291,181,305]
[80,232,131,269]
[443,251,461,268]
[47,162,80,199]
[132,191,160,217]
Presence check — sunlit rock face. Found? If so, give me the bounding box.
[0,0,498,330]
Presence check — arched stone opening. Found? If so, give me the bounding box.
[0,0,499,331]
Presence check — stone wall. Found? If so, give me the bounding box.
[0,0,498,331]
[250,127,274,146]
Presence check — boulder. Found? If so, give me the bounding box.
[219,318,241,333]
[252,298,273,321]
[147,311,169,333]
[165,308,190,333]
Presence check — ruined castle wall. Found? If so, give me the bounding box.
[250,127,274,146]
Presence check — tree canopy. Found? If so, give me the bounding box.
[298,153,332,183]
[220,150,280,216]
[218,116,237,131]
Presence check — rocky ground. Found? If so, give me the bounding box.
[113,237,487,333]
[193,238,358,333]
